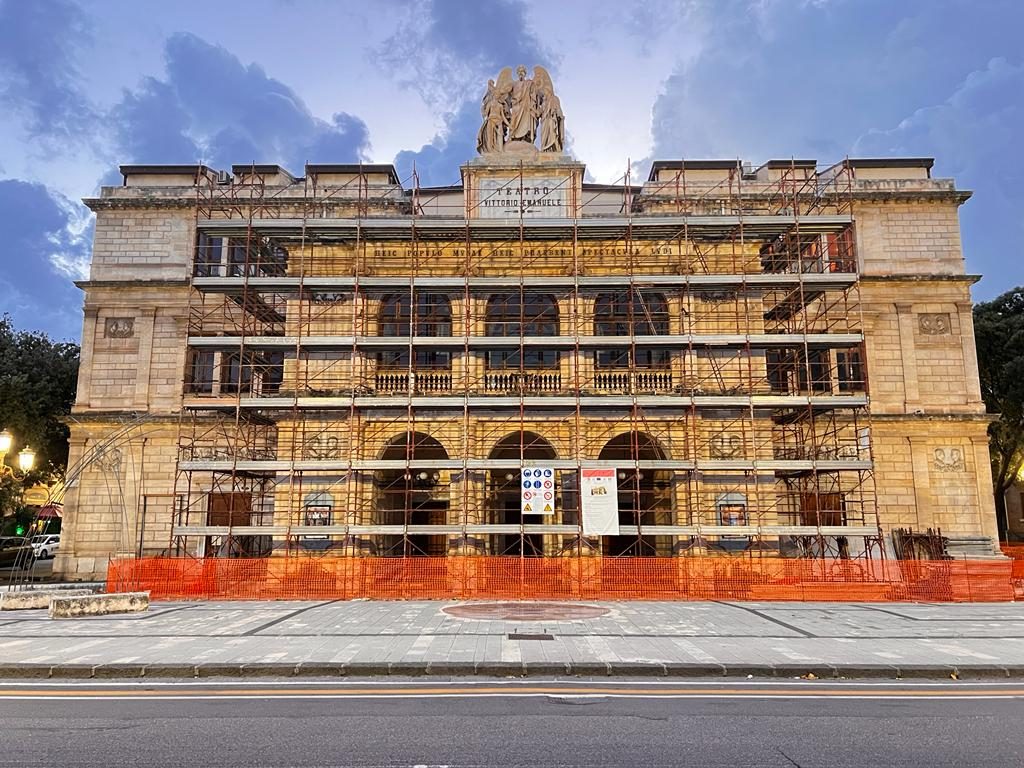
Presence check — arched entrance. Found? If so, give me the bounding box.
[598,432,671,556]
[487,432,557,556]
[375,432,449,556]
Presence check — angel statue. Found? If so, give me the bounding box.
[534,66,564,153]
[507,64,536,144]
[476,65,565,155]
[476,78,508,154]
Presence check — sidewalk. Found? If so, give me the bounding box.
[2,599,1024,679]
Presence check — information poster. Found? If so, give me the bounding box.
[521,466,556,516]
[581,468,619,536]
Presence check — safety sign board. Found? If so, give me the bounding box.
[521,466,556,516]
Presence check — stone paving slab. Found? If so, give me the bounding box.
[1,600,1024,679]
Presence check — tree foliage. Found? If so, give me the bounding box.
[973,287,1024,538]
[0,314,79,475]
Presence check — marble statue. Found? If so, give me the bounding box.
[476,79,507,155]
[477,65,564,154]
[507,65,536,143]
[534,67,564,153]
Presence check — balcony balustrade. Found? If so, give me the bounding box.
[375,369,453,395]
[484,370,562,395]
[592,369,674,394]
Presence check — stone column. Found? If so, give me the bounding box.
[133,307,158,409]
[956,301,984,408]
[907,436,931,529]
[895,303,920,408]
[77,308,99,408]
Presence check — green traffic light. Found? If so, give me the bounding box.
[15,525,24,535]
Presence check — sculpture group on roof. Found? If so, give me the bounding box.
[477,65,564,155]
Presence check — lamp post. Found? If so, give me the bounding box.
[0,430,35,479]
[0,428,36,535]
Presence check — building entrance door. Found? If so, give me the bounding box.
[407,500,448,557]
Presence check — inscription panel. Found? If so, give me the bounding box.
[476,176,569,218]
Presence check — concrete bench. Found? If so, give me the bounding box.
[48,592,149,619]
[0,590,97,611]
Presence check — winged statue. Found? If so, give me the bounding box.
[533,66,564,153]
[476,65,564,155]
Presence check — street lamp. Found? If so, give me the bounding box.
[0,429,35,479]
[17,447,35,475]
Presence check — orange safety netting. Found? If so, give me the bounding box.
[1002,545,1024,599]
[106,556,1016,603]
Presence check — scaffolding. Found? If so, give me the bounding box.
[162,156,882,566]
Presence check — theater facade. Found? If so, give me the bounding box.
[54,68,1001,581]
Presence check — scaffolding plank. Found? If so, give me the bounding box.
[171,524,880,537]
[175,458,872,472]
[182,394,870,410]
[186,333,865,350]
[190,272,858,293]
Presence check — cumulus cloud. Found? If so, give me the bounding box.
[855,58,1024,295]
[377,0,550,110]
[383,0,552,186]
[643,0,1024,297]
[113,33,371,173]
[0,180,90,339]
[649,0,1023,164]
[0,0,98,148]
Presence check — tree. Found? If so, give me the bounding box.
[0,315,79,475]
[974,288,1024,540]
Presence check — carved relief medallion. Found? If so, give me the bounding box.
[710,433,743,459]
[104,317,135,338]
[932,446,966,472]
[918,313,951,336]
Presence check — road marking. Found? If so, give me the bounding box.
[0,685,1022,701]
[0,679,1022,688]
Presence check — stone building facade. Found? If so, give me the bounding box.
[54,152,1000,580]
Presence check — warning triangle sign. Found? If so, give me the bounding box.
[543,503,552,512]
[523,503,533,512]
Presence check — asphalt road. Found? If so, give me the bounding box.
[0,679,1020,767]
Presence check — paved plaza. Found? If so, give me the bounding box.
[1,599,1024,678]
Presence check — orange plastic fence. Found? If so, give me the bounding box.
[1003,545,1024,599]
[107,556,1016,603]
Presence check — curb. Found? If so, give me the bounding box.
[0,661,1021,680]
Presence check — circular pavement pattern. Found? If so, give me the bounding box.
[442,602,609,621]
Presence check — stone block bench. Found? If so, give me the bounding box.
[0,589,97,611]
[48,592,149,619]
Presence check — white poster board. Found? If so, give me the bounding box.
[581,468,619,535]
[521,466,556,515]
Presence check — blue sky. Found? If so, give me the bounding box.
[1,0,1021,340]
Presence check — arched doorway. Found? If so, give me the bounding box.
[487,432,557,556]
[598,432,671,556]
[375,432,449,556]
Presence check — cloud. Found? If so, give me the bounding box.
[854,58,1024,297]
[113,33,371,173]
[643,0,1024,297]
[395,100,479,187]
[0,180,90,340]
[649,0,1024,163]
[384,0,552,186]
[0,0,98,148]
[378,0,550,110]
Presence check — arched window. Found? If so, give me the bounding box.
[485,293,560,369]
[377,293,451,369]
[594,290,669,369]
